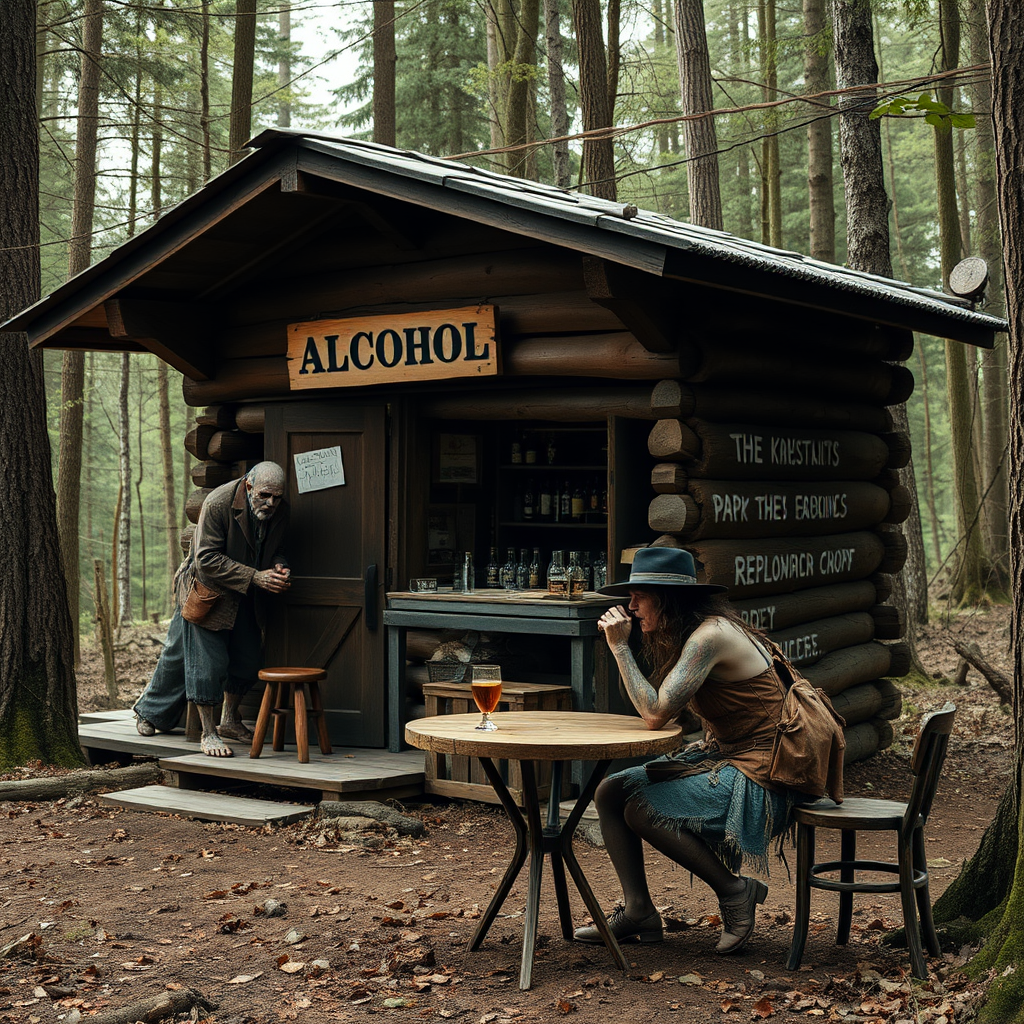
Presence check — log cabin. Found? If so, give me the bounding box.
[3,130,1006,766]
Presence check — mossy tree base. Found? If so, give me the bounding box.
[0,660,85,771]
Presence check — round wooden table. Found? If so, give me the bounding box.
[405,711,682,989]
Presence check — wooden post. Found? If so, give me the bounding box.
[93,559,117,703]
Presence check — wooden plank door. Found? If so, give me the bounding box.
[264,401,387,747]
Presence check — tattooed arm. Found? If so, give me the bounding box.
[599,606,725,730]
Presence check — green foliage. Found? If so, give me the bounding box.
[871,93,976,131]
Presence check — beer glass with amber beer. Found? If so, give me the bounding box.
[471,665,502,731]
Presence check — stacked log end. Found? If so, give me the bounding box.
[182,405,266,545]
[647,327,915,764]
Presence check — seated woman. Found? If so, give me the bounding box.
[575,546,813,955]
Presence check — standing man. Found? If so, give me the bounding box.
[133,462,291,757]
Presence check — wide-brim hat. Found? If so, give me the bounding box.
[597,546,727,598]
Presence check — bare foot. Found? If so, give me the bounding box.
[135,717,156,737]
[200,732,235,757]
[216,722,254,742]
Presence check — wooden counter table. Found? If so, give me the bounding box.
[385,590,619,753]
[405,711,682,989]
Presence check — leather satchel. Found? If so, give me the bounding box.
[181,576,220,624]
[768,642,846,802]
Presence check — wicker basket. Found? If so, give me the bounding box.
[426,660,470,684]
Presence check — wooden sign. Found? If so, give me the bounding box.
[648,420,890,481]
[731,579,878,632]
[691,531,885,598]
[649,480,891,540]
[287,305,498,390]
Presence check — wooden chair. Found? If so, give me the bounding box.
[787,702,956,979]
[249,667,332,764]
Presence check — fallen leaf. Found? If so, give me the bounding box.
[555,997,577,1014]
[751,995,774,1018]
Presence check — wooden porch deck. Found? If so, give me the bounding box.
[79,709,426,804]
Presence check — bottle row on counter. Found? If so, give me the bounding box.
[482,547,608,595]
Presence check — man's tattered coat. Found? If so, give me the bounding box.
[175,478,289,631]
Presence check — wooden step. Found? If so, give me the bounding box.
[97,785,314,826]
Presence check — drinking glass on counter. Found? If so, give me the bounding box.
[471,665,502,731]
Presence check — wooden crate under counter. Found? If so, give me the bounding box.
[421,681,573,806]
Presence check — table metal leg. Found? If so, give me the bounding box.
[546,763,574,940]
[470,754,627,989]
[470,756,528,952]
[559,759,628,970]
[519,760,545,989]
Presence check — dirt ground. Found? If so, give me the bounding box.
[0,605,1015,1024]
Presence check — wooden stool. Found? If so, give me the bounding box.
[250,667,332,763]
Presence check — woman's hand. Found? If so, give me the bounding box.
[598,604,633,648]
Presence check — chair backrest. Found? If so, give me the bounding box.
[903,702,957,831]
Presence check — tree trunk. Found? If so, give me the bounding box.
[200,0,212,179]
[970,0,1009,585]
[832,2,931,657]
[158,363,178,607]
[803,0,835,262]
[228,0,257,164]
[963,4,1024,1018]
[544,0,570,188]
[135,373,147,622]
[277,0,292,129]
[372,0,395,146]
[675,0,723,230]
[832,0,890,276]
[571,0,617,200]
[759,0,781,246]
[486,4,505,165]
[606,0,620,119]
[93,558,117,700]
[504,0,540,180]
[0,0,83,769]
[58,0,104,668]
[936,0,988,605]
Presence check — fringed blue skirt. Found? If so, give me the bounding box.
[612,748,796,877]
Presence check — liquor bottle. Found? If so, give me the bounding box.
[510,432,523,464]
[590,478,600,513]
[566,551,587,598]
[592,549,608,590]
[486,546,501,588]
[546,435,557,465]
[571,481,585,521]
[581,550,593,591]
[601,484,609,514]
[538,478,552,520]
[552,480,561,522]
[462,551,475,593]
[528,547,541,589]
[501,547,518,589]
[516,548,529,589]
[560,480,572,520]
[525,435,537,464]
[546,549,567,596]
[523,479,535,521]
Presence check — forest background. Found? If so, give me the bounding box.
[32,0,1005,650]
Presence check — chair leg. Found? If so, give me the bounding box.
[294,684,310,763]
[249,681,275,758]
[898,833,928,978]
[787,822,814,970]
[837,829,856,945]
[272,683,288,751]
[913,828,941,957]
[309,680,332,755]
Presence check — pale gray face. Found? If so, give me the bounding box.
[246,463,286,520]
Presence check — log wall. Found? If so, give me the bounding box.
[645,325,915,763]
